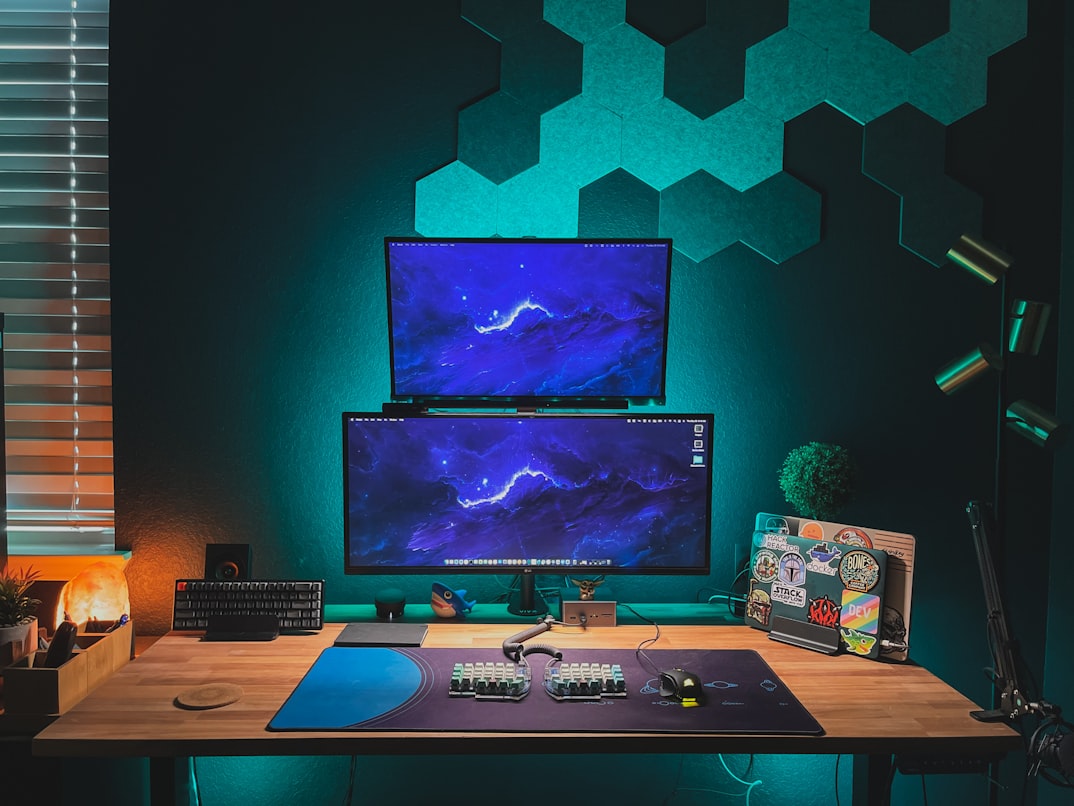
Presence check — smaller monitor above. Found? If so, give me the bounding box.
[384,237,673,408]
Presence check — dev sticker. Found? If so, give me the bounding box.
[840,590,881,634]
[839,550,881,592]
[771,582,806,608]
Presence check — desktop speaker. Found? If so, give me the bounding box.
[205,543,251,581]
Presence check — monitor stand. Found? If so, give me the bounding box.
[507,570,549,617]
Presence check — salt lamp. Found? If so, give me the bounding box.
[56,561,131,629]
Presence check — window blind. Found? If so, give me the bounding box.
[0,0,112,553]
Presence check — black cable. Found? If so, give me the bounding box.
[622,603,663,677]
[834,754,841,806]
[344,755,359,805]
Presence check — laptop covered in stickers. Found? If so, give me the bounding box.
[746,513,915,661]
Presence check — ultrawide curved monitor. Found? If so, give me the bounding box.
[343,411,713,577]
[384,238,672,407]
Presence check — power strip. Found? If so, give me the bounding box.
[560,599,618,627]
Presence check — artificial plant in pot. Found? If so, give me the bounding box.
[778,442,859,522]
[0,566,42,667]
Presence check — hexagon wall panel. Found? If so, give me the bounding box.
[412,0,1029,267]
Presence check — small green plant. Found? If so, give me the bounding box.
[778,442,859,521]
[0,566,42,627]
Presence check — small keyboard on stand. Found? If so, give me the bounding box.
[171,579,324,639]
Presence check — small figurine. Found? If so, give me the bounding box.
[569,576,604,601]
[431,582,476,618]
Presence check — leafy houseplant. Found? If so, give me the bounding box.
[0,566,42,667]
[778,442,859,522]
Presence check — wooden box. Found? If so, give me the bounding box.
[2,621,134,715]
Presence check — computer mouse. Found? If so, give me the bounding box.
[658,667,705,706]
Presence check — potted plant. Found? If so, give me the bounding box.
[778,442,859,522]
[0,565,42,667]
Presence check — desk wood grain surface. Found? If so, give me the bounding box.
[32,623,1020,759]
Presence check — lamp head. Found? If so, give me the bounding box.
[1006,400,1068,450]
[946,234,1012,285]
[935,344,1003,395]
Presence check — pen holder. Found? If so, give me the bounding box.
[2,619,134,715]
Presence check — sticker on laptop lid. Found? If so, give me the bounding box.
[832,526,873,548]
[840,590,881,634]
[752,549,779,583]
[839,550,881,592]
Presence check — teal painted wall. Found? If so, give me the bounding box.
[107,2,1067,804]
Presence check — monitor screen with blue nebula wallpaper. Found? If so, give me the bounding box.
[343,411,713,611]
[384,238,672,406]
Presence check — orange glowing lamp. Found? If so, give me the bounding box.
[56,561,131,629]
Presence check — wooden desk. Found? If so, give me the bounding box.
[32,623,1019,805]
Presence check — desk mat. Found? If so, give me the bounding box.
[267,647,823,736]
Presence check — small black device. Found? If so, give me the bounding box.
[204,543,251,580]
[374,587,406,619]
[658,667,705,706]
[42,620,78,668]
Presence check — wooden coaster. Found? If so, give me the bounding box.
[175,682,244,710]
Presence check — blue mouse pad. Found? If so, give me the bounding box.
[268,647,823,735]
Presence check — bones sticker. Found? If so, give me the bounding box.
[839,550,881,592]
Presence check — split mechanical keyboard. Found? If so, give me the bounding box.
[448,658,627,701]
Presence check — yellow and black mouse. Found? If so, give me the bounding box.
[658,667,705,707]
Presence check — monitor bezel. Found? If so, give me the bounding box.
[383,237,673,408]
[342,410,714,577]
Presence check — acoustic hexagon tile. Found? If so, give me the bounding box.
[578,168,660,237]
[950,0,1026,57]
[621,96,705,191]
[744,27,828,123]
[583,22,665,116]
[414,161,499,237]
[788,0,870,48]
[665,1,789,120]
[497,164,581,237]
[701,99,785,192]
[862,104,982,266]
[625,0,706,46]
[826,30,911,124]
[740,171,822,263]
[665,24,748,120]
[462,0,543,41]
[897,175,982,266]
[458,91,540,185]
[543,0,625,44]
[907,33,989,125]
[659,171,749,263]
[539,95,622,190]
[500,21,584,115]
[869,0,950,54]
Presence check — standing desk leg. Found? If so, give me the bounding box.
[853,754,893,806]
[149,757,195,806]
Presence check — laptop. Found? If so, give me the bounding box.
[748,513,915,661]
